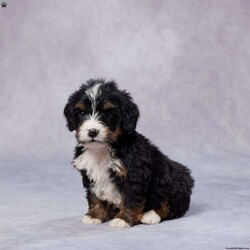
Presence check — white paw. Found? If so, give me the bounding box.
[82,215,102,225]
[109,218,130,228]
[140,210,161,225]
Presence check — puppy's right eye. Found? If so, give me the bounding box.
[104,110,113,118]
[74,108,86,118]
[79,111,86,117]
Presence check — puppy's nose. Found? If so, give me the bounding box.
[88,129,99,138]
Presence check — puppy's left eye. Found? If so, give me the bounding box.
[75,108,86,118]
[104,110,113,117]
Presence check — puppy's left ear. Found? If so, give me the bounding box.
[120,91,140,134]
[64,103,76,132]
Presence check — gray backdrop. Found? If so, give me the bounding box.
[1,1,249,249]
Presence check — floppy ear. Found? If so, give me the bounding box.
[120,91,140,134]
[64,102,76,132]
[63,84,88,132]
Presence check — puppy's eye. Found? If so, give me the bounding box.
[105,110,113,117]
[75,108,86,117]
[80,111,85,117]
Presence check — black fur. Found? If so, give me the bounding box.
[64,79,194,225]
[109,132,194,219]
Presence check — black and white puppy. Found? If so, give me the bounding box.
[64,79,194,228]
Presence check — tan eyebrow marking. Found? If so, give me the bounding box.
[75,102,86,110]
[103,101,116,110]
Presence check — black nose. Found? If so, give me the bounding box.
[88,129,99,138]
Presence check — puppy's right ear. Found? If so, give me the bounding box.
[63,84,87,132]
[64,102,75,132]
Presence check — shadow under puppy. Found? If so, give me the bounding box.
[64,79,194,228]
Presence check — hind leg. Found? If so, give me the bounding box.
[140,201,169,225]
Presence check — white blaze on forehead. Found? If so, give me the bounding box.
[85,83,102,110]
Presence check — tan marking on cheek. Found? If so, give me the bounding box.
[103,102,116,110]
[105,127,121,142]
[108,127,122,141]
[75,102,86,110]
[113,127,122,138]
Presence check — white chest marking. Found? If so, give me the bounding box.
[72,146,122,205]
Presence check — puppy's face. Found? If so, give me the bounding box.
[64,80,139,149]
[73,83,121,149]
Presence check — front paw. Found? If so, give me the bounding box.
[109,218,130,228]
[140,210,161,224]
[82,215,102,225]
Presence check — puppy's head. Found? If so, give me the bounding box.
[64,79,139,149]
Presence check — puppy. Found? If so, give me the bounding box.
[64,79,194,228]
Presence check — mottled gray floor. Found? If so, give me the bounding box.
[1,152,249,250]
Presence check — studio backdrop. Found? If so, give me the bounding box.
[0,1,249,250]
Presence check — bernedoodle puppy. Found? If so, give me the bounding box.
[64,79,194,228]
